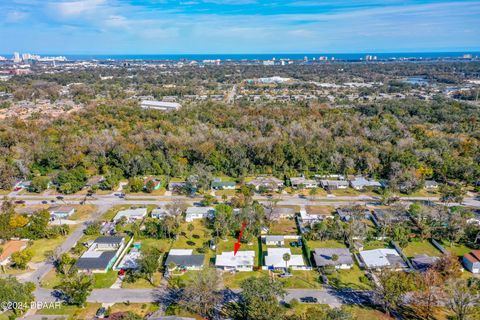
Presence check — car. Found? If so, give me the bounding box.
[56,196,64,200]
[14,200,25,204]
[41,200,48,204]
[321,275,329,284]
[14,187,22,191]
[279,272,292,278]
[95,307,106,318]
[50,200,56,203]
[300,296,318,303]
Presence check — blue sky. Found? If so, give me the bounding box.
[0,0,479,54]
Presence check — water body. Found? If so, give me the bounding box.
[6,52,477,62]
[404,76,429,85]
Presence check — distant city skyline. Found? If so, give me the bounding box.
[1,0,479,54]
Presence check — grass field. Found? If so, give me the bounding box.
[328,264,372,290]
[307,239,347,249]
[121,272,162,288]
[268,218,298,235]
[139,238,172,253]
[68,204,96,221]
[402,240,443,258]
[280,270,322,289]
[363,240,390,250]
[36,303,102,319]
[172,220,212,253]
[223,270,269,288]
[108,303,159,317]
[93,270,118,288]
[29,226,77,263]
[440,240,473,257]
[41,269,63,289]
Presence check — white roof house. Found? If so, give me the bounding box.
[264,248,306,270]
[359,249,407,269]
[113,208,148,222]
[215,251,255,272]
[185,207,215,222]
[151,207,169,219]
[290,177,318,189]
[349,177,382,190]
[115,247,141,270]
[140,100,181,111]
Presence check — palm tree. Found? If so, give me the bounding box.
[283,253,291,273]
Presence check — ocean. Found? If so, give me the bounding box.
[20,52,480,61]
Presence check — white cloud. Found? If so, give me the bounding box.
[53,0,107,16]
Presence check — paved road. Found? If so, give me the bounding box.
[34,287,369,307]
[20,204,113,284]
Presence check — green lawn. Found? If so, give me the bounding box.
[93,271,118,288]
[36,303,102,319]
[265,240,303,255]
[29,227,76,263]
[280,270,322,289]
[41,269,63,289]
[121,272,162,288]
[402,240,443,258]
[172,220,212,253]
[214,189,237,197]
[68,204,96,221]
[328,264,372,290]
[307,239,346,249]
[363,240,390,251]
[108,303,159,318]
[223,270,269,288]
[140,238,172,253]
[440,240,473,257]
[269,218,298,235]
[343,305,392,320]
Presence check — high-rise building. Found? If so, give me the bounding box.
[13,52,21,63]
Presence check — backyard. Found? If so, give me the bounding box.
[268,218,298,235]
[402,240,443,258]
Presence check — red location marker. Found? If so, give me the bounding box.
[233,222,246,256]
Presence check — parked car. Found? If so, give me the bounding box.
[42,200,48,204]
[300,296,318,303]
[56,196,64,200]
[14,200,25,204]
[95,307,106,318]
[321,275,329,284]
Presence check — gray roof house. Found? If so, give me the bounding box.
[336,208,370,221]
[75,236,125,273]
[411,254,440,271]
[424,180,439,189]
[349,176,382,190]
[319,180,349,190]
[265,235,285,246]
[165,249,204,270]
[313,248,354,269]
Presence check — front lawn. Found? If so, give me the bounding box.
[279,270,322,289]
[122,272,162,289]
[328,264,372,290]
[108,303,159,317]
[402,240,443,258]
[41,269,63,289]
[93,270,118,288]
[68,204,96,221]
[223,270,269,288]
[29,227,76,263]
[36,303,102,319]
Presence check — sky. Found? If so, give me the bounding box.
[0,0,479,54]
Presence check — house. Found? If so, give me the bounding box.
[140,100,181,111]
[211,178,236,190]
[349,177,382,190]
[265,235,285,246]
[185,207,215,222]
[115,247,141,270]
[75,236,125,273]
[299,209,323,225]
[264,248,306,270]
[165,249,205,271]
[247,176,284,191]
[359,248,407,270]
[0,240,28,266]
[319,180,349,190]
[86,175,104,188]
[49,206,75,219]
[151,207,169,219]
[372,208,409,226]
[113,208,148,222]
[168,181,188,192]
[424,180,439,190]
[462,250,480,273]
[411,254,440,271]
[313,248,354,270]
[215,251,255,272]
[290,177,318,189]
[144,177,161,190]
[336,208,370,221]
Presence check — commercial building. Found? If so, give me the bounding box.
[140,100,181,111]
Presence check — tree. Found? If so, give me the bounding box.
[57,272,94,306]
[180,267,222,319]
[411,269,444,319]
[239,276,286,320]
[31,176,51,193]
[440,183,466,205]
[445,278,480,320]
[145,179,156,193]
[11,249,33,269]
[56,253,76,275]
[283,253,291,272]
[128,177,144,193]
[433,254,462,281]
[0,277,35,315]
[137,248,161,284]
[374,269,414,316]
